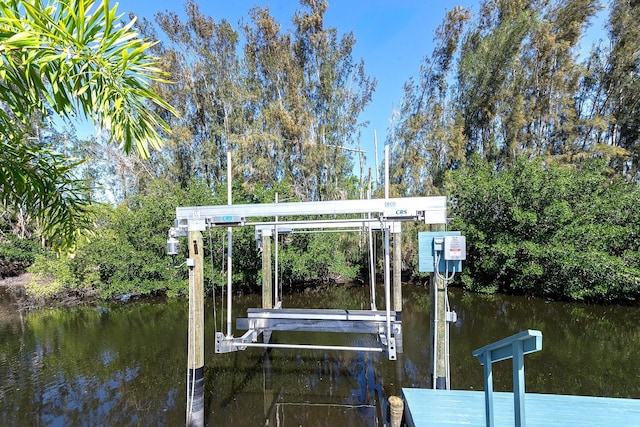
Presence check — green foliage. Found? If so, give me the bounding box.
[447,156,640,302]
[14,0,639,305]
[389,0,640,191]
[62,178,212,298]
[279,232,360,284]
[24,177,369,300]
[0,138,94,251]
[0,0,176,156]
[0,0,176,250]
[26,253,79,299]
[389,6,471,196]
[591,0,640,178]
[0,234,41,277]
[0,234,40,265]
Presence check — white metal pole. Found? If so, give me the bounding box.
[384,226,391,345]
[433,255,439,389]
[274,193,279,308]
[368,188,376,311]
[226,151,233,337]
[374,130,379,188]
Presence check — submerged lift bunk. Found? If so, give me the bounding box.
[169,196,446,360]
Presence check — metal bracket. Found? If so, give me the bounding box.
[379,333,397,360]
[388,336,397,360]
[215,332,237,353]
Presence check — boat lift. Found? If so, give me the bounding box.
[170,196,446,361]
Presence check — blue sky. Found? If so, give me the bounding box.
[112,0,607,179]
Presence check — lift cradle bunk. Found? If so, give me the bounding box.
[169,196,447,361]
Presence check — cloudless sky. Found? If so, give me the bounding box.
[113,0,606,179]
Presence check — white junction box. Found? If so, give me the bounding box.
[443,235,466,261]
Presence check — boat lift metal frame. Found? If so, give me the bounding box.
[254,218,397,312]
[171,196,446,360]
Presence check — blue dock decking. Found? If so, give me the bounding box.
[403,388,640,427]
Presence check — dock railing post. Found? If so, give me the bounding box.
[482,351,495,427]
[513,338,526,426]
[472,330,542,427]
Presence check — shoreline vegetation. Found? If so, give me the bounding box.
[1,159,638,309]
[0,273,100,310]
[1,1,638,309]
[0,271,365,310]
[1,159,639,309]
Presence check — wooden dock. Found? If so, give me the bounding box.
[403,388,640,427]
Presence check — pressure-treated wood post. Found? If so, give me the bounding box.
[430,225,448,390]
[434,272,447,389]
[261,231,273,309]
[187,231,205,427]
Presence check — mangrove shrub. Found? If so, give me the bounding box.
[448,157,640,302]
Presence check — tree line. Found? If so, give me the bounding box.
[1,0,639,304]
[390,0,639,196]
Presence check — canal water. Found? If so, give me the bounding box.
[1,283,639,426]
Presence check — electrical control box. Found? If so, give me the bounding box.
[443,235,466,260]
[418,231,464,273]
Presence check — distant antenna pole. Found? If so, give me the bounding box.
[384,143,390,199]
[374,130,380,189]
[359,135,365,200]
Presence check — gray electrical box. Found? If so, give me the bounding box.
[443,235,466,260]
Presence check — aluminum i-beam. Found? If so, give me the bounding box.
[254,219,402,234]
[176,196,446,228]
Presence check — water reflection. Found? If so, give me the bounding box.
[258,349,382,426]
[1,284,639,426]
[207,334,385,425]
[0,299,188,426]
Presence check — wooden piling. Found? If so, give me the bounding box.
[434,273,447,389]
[261,231,272,309]
[187,231,205,427]
[389,395,404,427]
[430,225,448,389]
